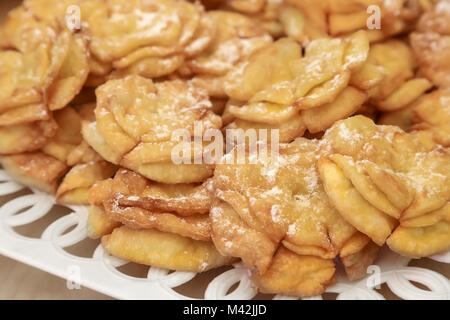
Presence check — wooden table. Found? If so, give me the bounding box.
[0,255,111,299]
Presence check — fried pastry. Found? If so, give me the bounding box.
[41,105,107,170]
[0,6,90,158]
[104,199,211,241]
[66,140,104,167]
[94,169,235,271]
[45,33,89,111]
[81,0,214,79]
[410,0,450,88]
[23,0,85,23]
[387,221,450,258]
[251,246,336,297]
[1,0,449,299]
[212,0,284,38]
[0,120,58,155]
[83,75,221,183]
[328,0,424,40]
[318,157,398,245]
[87,179,121,239]
[318,115,450,256]
[224,31,369,138]
[400,203,450,228]
[185,10,272,98]
[92,169,213,241]
[41,107,83,163]
[87,204,121,239]
[248,0,284,38]
[56,161,117,205]
[210,137,377,295]
[278,0,328,45]
[0,152,68,194]
[350,40,424,111]
[411,89,450,147]
[379,88,450,145]
[378,104,416,131]
[0,5,89,114]
[102,227,234,272]
[225,0,266,14]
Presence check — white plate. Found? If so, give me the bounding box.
[0,169,449,300]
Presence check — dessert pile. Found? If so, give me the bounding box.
[0,0,449,297]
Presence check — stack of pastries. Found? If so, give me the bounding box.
[0,0,449,297]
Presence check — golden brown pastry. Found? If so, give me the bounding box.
[411,89,450,147]
[223,31,369,139]
[0,0,449,299]
[210,137,378,296]
[0,152,68,194]
[411,0,450,88]
[102,227,235,272]
[82,75,221,183]
[318,116,450,257]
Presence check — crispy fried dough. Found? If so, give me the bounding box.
[46,34,89,111]
[1,0,449,300]
[41,107,83,163]
[0,152,68,194]
[186,10,271,76]
[104,199,212,241]
[387,221,450,258]
[351,40,416,98]
[318,157,397,245]
[185,10,272,98]
[0,120,58,154]
[0,6,89,116]
[90,169,214,241]
[210,200,277,273]
[102,227,234,272]
[210,138,369,285]
[251,246,336,297]
[328,0,424,40]
[319,115,450,255]
[83,75,220,183]
[411,1,450,87]
[87,205,121,239]
[411,89,450,147]
[223,31,369,137]
[56,161,117,205]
